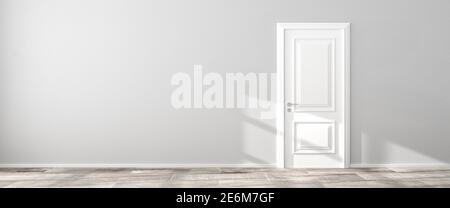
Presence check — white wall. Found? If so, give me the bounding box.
[1,0,449,166]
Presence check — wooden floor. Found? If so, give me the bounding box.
[1,167,450,188]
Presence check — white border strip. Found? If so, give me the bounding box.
[350,163,450,168]
[0,163,277,168]
[0,163,448,169]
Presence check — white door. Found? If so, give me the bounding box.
[277,23,350,168]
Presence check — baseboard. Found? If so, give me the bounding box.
[0,163,278,168]
[1,163,448,169]
[350,163,450,168]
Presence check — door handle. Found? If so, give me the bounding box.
[286,102,299,112]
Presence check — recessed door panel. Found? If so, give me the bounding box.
[294,39,335,111]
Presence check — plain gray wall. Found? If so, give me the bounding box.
[1,0,449,165]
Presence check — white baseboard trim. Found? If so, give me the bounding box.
[1,163,448,169]
[0,163,278,168]
[350,163,450,168]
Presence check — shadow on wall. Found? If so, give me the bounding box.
[351,62,450,164]
[238,111,277,164]
[353,94,450,164]
[238,63,450,165]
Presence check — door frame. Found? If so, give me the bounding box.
[276,23,351,168]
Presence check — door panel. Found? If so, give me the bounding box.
[279,23,350,168]
[294,38,335,111]
[294,121,335,154]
